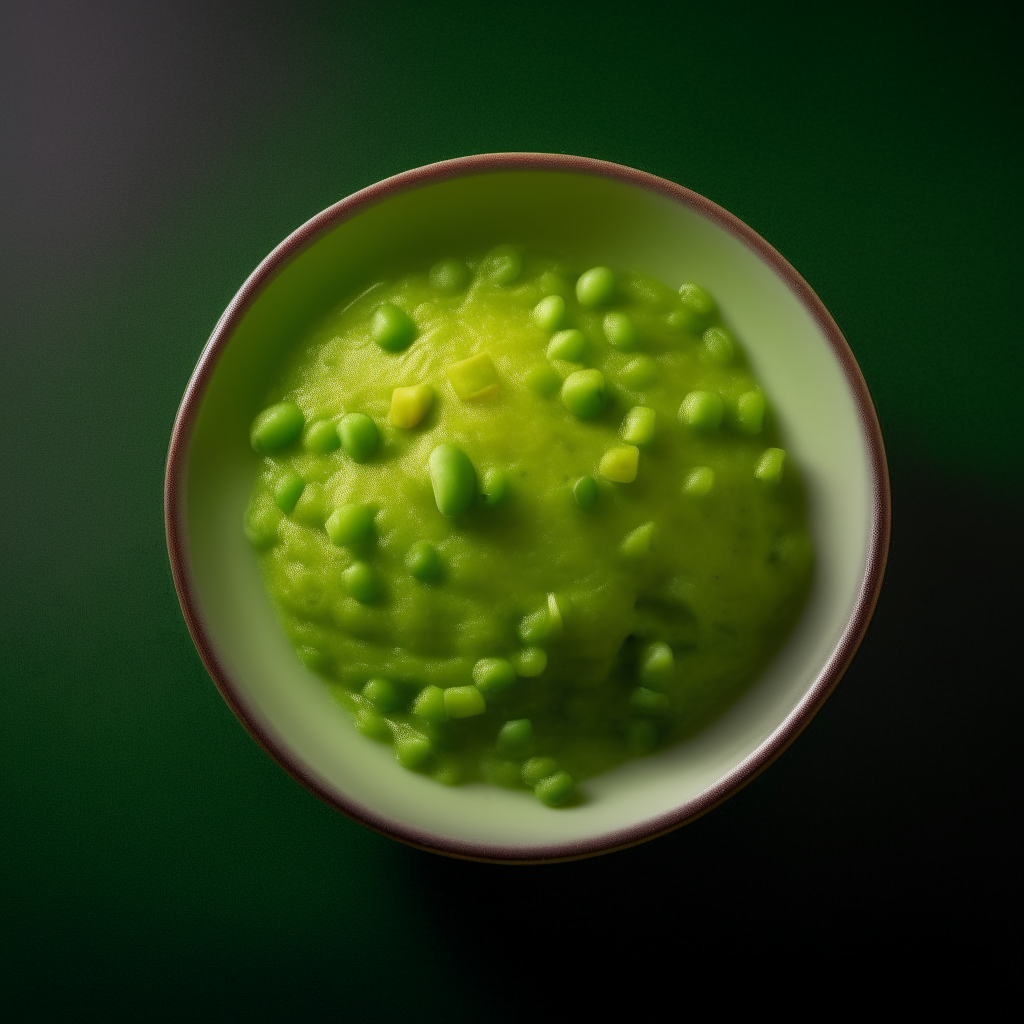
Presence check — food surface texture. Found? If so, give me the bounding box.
[244,247,813,806]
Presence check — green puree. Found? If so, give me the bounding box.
[244,247,813,807]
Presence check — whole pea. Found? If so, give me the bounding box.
[362,677,401,712]
[546,329,587,363]
[561,369,606,419]
[473,658,516,698]
[534,294,566,331]
[395,733,433,771]
[496,718,533,755]
[576,267,616,307]
[412,684,448,723]
[483,245,523,285]
[522,756,559,787]
[444,685,486,719]
[755,447,786,484]
[678,282,716,317]
[683,466,715,497]
[406,540,442,582]
[429,258,470,293]
[679,391,724,432]
[428,443,476,517]
[250,401,304,453]
[274,471,305,514]
[343,561,380,604]
[702,326,735,365]
[513,648,547,677]
[481,467,508,507]
[325,503,375,548]
[371,303,417,352]
[603,311,638,351]
[574,475,598,509]
[303,418,341,453]
[534,771,575,807]
[337,413,379,461]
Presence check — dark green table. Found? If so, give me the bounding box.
[2,3,1019,1017]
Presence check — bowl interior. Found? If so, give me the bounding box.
[179,168,876,856]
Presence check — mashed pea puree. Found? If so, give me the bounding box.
[244,247,813,806]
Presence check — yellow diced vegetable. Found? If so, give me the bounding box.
[446,352,498,401]
[389,385,433,428]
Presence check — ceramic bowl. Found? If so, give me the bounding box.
[165,153,889,862]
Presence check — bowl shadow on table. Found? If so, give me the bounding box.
[404,461,1021,1001]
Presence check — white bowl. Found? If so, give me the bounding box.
[165,154,889,862]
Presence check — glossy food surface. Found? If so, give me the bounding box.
[243,248,813,803]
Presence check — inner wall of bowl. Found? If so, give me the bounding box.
[185,170,872,849]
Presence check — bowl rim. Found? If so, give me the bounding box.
[164,152,891,864]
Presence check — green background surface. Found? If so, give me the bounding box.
[1,2,1020,1017]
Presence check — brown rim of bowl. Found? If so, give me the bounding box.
[164,152,891,865]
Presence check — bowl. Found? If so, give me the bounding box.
[164,153,889,862]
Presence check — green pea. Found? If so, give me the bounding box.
[343,561,380,604]
[546,329,587,363]
[665,307,703,333]
[355,707,392,743]
[603,311,638,351]
[576,266,616,307]
[325,503,375,548]
[639,641,674,688]
[522,756,559,787]
[620,405,656,447]
[737,390,766,434]
[518,607,555,645]
[560,369,606,419]
[291,481,326,526]
[371,302,417,352]
[679,390,724,431]
[444,685,486,719]
[618,355,659,390]
[526,363,562,398]
[620,521,655,559]
[250,401,304,453]
[362,677,401,712]
[630,686,670,715]
[303,418,341,453]
[428,443,476,517]
[513,647,547,677]
[483,245,523,285]
[702,326,735,365]
[481,467,508,507]
[406,540,442,582]
[496,718,532,755]
[534,294,566,331]
[574,475,598,509]
[429,258,470,293]
[625,718,658,755]
[535,771,575,807]
[473,657,516,698]
[678,282,716,317]
[483,758,523,788]
[337,413,379,462]
[683,466,715,496]
[274,471,305,514]
[755,447,786,484]
[395,733,433,771]
[243,503,279,549]
[412,684,448,724]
